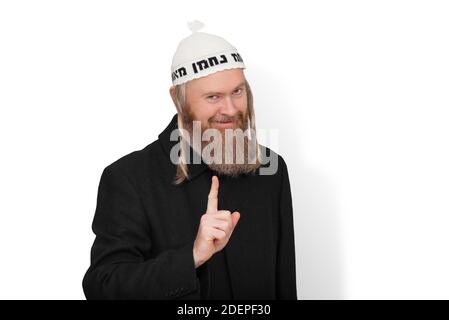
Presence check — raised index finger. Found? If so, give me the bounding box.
[206,175,219,214]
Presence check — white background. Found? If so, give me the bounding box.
[1,0,448,299]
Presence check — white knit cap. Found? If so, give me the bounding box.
[171,20,246,86]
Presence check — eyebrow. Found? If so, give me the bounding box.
[202,81,246,97]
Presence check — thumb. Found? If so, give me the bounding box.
[231,211,240,228]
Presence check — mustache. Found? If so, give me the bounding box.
[182,107,248,130]
[209,112,246,124]
[210,117,236,122]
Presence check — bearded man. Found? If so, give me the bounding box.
[82,21,297,300]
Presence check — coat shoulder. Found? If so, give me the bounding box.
[102,140,163,177]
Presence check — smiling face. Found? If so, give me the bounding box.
[183,68,248,132]
[169,68,261,180]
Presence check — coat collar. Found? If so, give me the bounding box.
[158,114,209,182]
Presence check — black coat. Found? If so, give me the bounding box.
[82,114,297,300]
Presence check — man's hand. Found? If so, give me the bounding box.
[193,175,240,268]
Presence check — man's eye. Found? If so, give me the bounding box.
[207,95,219,100]
[233,88,242,95]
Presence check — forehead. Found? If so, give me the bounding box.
[187,68,245,95]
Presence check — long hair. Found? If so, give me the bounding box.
[171,78,262,185]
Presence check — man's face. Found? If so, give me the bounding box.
[170,68,260,177]
[184,68,248,132]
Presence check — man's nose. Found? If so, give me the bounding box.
[218,96,238,116]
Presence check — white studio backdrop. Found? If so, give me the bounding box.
[0,0,448,300]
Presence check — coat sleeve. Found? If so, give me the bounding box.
[82,165,200,300]
[276,156,298,299]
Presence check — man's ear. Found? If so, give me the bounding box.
[169,86,175,104]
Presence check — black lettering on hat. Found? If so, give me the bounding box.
[192,54,231,74]
[231,53,243,62]
[172,52,244,81]
[171,67,187,81]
